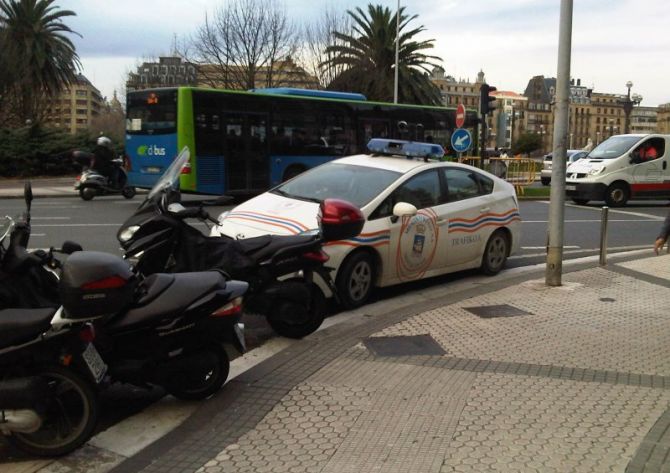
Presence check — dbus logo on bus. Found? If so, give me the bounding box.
[137,145,167,157]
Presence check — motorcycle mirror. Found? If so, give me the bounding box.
[60,241,83,254]
[24,181,33,212]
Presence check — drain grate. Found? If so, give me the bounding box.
[464,304,531,319]
[364,334,446,357]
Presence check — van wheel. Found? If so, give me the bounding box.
[336,251,375,309]
[605,182,629,207]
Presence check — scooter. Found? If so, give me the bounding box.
[1,183,248,456]
[117,147,365,339]
[0,183,102,456]
[73,150,136,201]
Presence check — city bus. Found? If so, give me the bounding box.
[125,87,478,194]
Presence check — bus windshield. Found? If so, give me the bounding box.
[126,90,177,135]
[589,135,642,159]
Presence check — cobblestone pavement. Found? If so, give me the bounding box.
[107,254,670,473]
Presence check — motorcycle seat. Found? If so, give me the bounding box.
[0,308,57,349]
[234,235,273,254]
[105,271,226,333]
[135,273,175,306]
[244,234,319,263]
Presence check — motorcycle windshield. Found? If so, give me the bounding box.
[147,147,190,200]
[117,147,189,241]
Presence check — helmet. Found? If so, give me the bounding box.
[97,136,112,148]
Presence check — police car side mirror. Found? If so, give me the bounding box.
[391,202,418,223]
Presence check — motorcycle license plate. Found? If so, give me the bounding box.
[145,166,161,174]
[82,343,107,383]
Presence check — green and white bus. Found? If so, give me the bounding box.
[125,87,477,194]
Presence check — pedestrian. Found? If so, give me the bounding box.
[653,210,670,254]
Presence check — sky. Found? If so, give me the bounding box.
[60,0,670,107]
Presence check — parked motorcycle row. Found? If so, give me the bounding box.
[0,147,364,457]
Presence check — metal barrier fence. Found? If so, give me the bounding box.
[457,157,537,194]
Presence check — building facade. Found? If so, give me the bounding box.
[44,74,104,134]
[658,104,670,134]
[489,91,527,150]
[126,57,197,92]
[429,67,485,111]
[629,106,658,134]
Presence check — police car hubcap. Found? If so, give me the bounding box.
[349,262,371,300]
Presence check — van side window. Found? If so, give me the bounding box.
[633,138,665,163]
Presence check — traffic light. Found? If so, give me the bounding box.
[480,83,497,115]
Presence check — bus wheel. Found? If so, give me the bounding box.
[605,182,629,207]
[282,165,306,182]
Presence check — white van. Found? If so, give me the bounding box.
[565,134,670,206]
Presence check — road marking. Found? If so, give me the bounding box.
[31,223,122,227]
[522,245,580,249]
[511,244,650,259]
[31,217,70,220]
[537,200,666,220]
[523,219,661,223]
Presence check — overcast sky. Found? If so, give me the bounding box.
[61,0,670,107]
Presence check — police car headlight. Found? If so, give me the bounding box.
[588,166,606,176]
[119,225,139,242]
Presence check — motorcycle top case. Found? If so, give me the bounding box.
[59,251,137,319]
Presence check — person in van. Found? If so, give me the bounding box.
[636,142,658,162]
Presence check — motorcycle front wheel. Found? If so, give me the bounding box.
[166,345,229,401]
[79,187,96,201]
[10,366,98,457]
[267,283,325,339]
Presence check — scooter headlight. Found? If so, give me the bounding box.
[119,225,140,242]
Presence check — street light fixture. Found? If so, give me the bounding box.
[620,81,642,134]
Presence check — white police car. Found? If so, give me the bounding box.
[212,139,521,309]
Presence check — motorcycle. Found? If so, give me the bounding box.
[0,183,102,456]
[73,150,136,201]
[1,182,248,457]
[117,147,365,339]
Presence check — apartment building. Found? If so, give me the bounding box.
[44,74,104,134]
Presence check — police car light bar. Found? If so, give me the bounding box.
[367,139,444,160]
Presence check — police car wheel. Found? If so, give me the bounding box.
[336,251,374,309]
[481,230,509,276]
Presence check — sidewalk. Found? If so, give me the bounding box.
[7,250,670,473]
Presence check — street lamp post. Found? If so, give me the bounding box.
[620,81,642,134]
[570,132,573,149]
[596,131,601,144]
[393,0,400,104]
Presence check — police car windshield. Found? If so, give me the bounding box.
[273,162,401,208]
[589,136,642,159]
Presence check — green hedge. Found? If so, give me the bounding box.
[0,126,122,177]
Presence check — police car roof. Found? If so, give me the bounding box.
[366,138,444,161]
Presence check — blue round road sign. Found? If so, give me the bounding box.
[451,128,472,153]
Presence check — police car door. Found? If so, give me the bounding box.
[440,167,494,267]
[379,169,447,283]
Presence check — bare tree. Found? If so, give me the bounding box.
[300,6,353,89]
[185,0,298,90]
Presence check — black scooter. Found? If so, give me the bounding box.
[117,147,365,339]
[73,150,136,200]
[1,183,248,457]
[0,183,102,456]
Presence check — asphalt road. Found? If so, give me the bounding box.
[2,195,666,264]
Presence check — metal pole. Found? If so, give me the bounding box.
[393,0,400,104]
[599,206,609,265]
[546,0,573,286]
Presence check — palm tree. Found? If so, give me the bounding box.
[0,0,81,125]
[322,4,442,105]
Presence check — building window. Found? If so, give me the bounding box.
[76,108,87,115]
